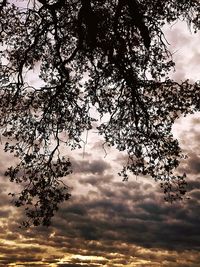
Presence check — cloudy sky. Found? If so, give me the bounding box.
[0,14,200,267]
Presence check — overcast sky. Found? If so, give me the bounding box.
[0,17,200,267]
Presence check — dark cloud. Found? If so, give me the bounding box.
[14,176,196,255]
[0,244,47,266]
[0,171,199,267]
[5,169,199,253]
[187,153,200,174]
[0,209,11,217]
[0,113,200,266]
[79,174,113,186]
[72,159,111,175]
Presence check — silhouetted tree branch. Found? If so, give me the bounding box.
[0,0,200,226]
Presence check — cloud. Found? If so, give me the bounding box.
[0,242,47,266]
[187,153,200,174]
[0,154,200,267]
[11,175,196,255]
[71,159,111,175]
[164,21,200,83]
[0,112,200,267]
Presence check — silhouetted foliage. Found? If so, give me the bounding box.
[0,0,200,226]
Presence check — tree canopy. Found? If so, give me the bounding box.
[0,0,200,227]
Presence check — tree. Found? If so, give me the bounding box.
[0,0,199,227]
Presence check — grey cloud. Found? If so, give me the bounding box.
[3,171,200,258]
[190,190,200,199]
[72,159,111,175]
[187,178,200,191]
[187,153,200,174]
[78,152,92,158]
[31,179,199,252]
[0,249,47,266]
[0,209,11,218]
[79,174,113,186]
[0,153,200,267]
[0,243,46,255]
